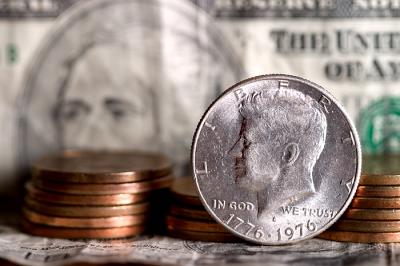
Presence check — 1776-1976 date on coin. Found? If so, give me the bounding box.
[192,74,361,245]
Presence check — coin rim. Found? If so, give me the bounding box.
[33,175,173,195]
[344,208,400,220]
[165,215,229,233]
[356,185,400,197]
[24,196,151,217]
[171,178,199,198]
[32,150,172,183]
[25,181,150,205]
[170,178,203,207]
[169,205,213,221]
[191,74,362,245]
[360,175,400,186]
[23,207,149,228]
[333,219,400,232]
[351,197,400,209]
[21,219,147,239]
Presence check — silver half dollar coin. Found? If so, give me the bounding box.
[192,74,361,245]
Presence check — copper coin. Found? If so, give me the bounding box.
[356,185,400,197]
[360,155,400,185]
[26,182,149,205]
[351,197,400,209]
[33,175,173,195]
[169,205,213,221]
[165,215,228,233]
[23,208,148,228]
[170,178,202,207]
[24,196,151,217]
[362,154,400,176]
[318,230,400,243]
[167,229,239,242]
[360,176,400,186]
[333,219,400,232]
[344,208,400,220]
[21,219,146,239]
[33,150,172,183]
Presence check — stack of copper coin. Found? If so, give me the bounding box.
[166,178,239,242]
[22,151,173,239]
[319,155,400,243]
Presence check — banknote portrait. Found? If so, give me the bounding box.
[232,87,327,218]
[20,0,243,174]
[53,43,159,152]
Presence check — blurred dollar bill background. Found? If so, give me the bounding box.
[1,0,399,197]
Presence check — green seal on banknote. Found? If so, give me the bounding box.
[359,97,400,153]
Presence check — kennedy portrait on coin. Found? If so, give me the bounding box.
[231,87,327,219]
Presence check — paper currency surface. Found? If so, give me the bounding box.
[0,2,399,264]
[1,0,400,195]
[0,209,394,266]
[0,222,395,266]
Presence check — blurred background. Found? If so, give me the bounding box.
[0,0,398,199]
